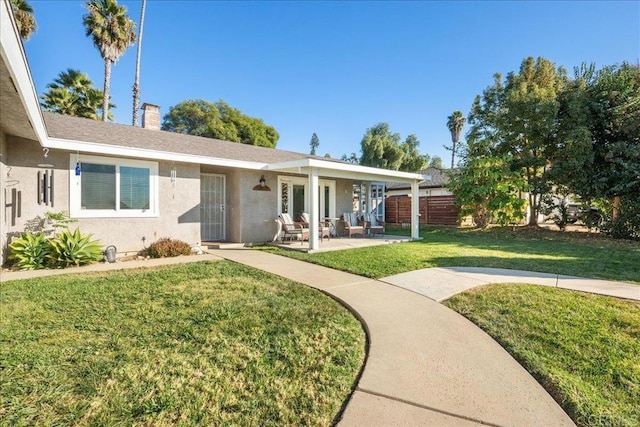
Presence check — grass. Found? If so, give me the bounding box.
[263,226,640,283]
[0,261,365,426]
[444,284,640,427]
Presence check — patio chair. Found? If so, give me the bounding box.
[340,212,365,238]
[301,213,331,241]
[278,213,309,244]
[363,213,385,237]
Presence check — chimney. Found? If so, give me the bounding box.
[141,103,160,130]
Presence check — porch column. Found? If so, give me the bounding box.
[308,168,319,250]
[365,182,372,214]
[411,180,420,239]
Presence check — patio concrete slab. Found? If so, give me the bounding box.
[214,249,574,426]
[381,266,639,301]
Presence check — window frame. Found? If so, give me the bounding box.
[69,154,159,218]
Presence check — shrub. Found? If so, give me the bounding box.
[8,232,51,270]
[599,196,640,241]
[48,228,104,268]
[146,238,192,258]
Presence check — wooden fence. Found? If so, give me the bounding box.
[385,195,459,226]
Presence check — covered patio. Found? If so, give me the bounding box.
[267,158,424,251]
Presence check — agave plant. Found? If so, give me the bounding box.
[8,232,51,270]
[48,228,103,268]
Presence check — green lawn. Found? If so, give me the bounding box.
[444,284,640,427]
[265,226,640,283]
[0,261,365,426]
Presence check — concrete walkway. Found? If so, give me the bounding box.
[213,249,575,426]
[380,267,640,302]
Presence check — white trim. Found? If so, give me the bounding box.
[1,0,48,144]
[277,176,336,219]
[69,154,159,218]
[47,137,266,170]
[267,158,423,183]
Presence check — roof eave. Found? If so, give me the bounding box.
[0,0,48,144]
[44,137,267,170]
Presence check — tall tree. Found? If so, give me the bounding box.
[446,111,466,168]
[552,62,640,237]
[468,57,567,225]
[162,99,279,148]
[309,133,319,155]
[11,0,36,40]
[429,156,443,168]
[399,134,429,172]
[360,123,404,170]
[131,0,146,126]
[40,69,112,120]
[83,0,136,121]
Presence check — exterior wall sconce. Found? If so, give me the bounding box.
[253,174,270,191]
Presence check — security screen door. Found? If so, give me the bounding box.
[200,174,226,241]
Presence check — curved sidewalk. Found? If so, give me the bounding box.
[215,250,575,426]
[380,267,640,302]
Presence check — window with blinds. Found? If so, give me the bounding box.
[81,163,116,209]
[120,166,150,209]
[71,155,158,218]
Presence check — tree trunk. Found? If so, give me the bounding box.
[450,140,456,169]
[102,58,112,122]
[132,0,146,126]
[612,195,621,219]
[528,193,537,226]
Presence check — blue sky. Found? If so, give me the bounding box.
[24,1,639,164]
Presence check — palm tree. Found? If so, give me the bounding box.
[132,0,146,126]
[83,0,136,121]
[446,110,466,169]
[41,69,113,120]
[11,0,36,40]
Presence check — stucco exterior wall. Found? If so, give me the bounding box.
[2,136,201,262]
[0,131,8,261]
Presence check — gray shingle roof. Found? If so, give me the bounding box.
[386,166,450,189]
[43,112,316,165]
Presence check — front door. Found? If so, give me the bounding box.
[200,174,226,241]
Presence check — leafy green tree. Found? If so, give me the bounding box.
[83,0,136,121]
[448,154,526,227]
[11,0,36,40]
[360,123,428,172]
[360,123,403,170]
[310,133,319,155]
[552,62,640,238]
[41,69,112,120]
[341,153,358,163]
[446,111,465,168]
[162,99,279,148]
[399,134,429,172]
[468,57,567,225]
[429,156,443,169]
[132,0,146,126]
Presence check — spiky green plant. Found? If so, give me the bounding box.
[48,228,103,268]
[8,232,50,270]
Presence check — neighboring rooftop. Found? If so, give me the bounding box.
[387,167,450,190]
